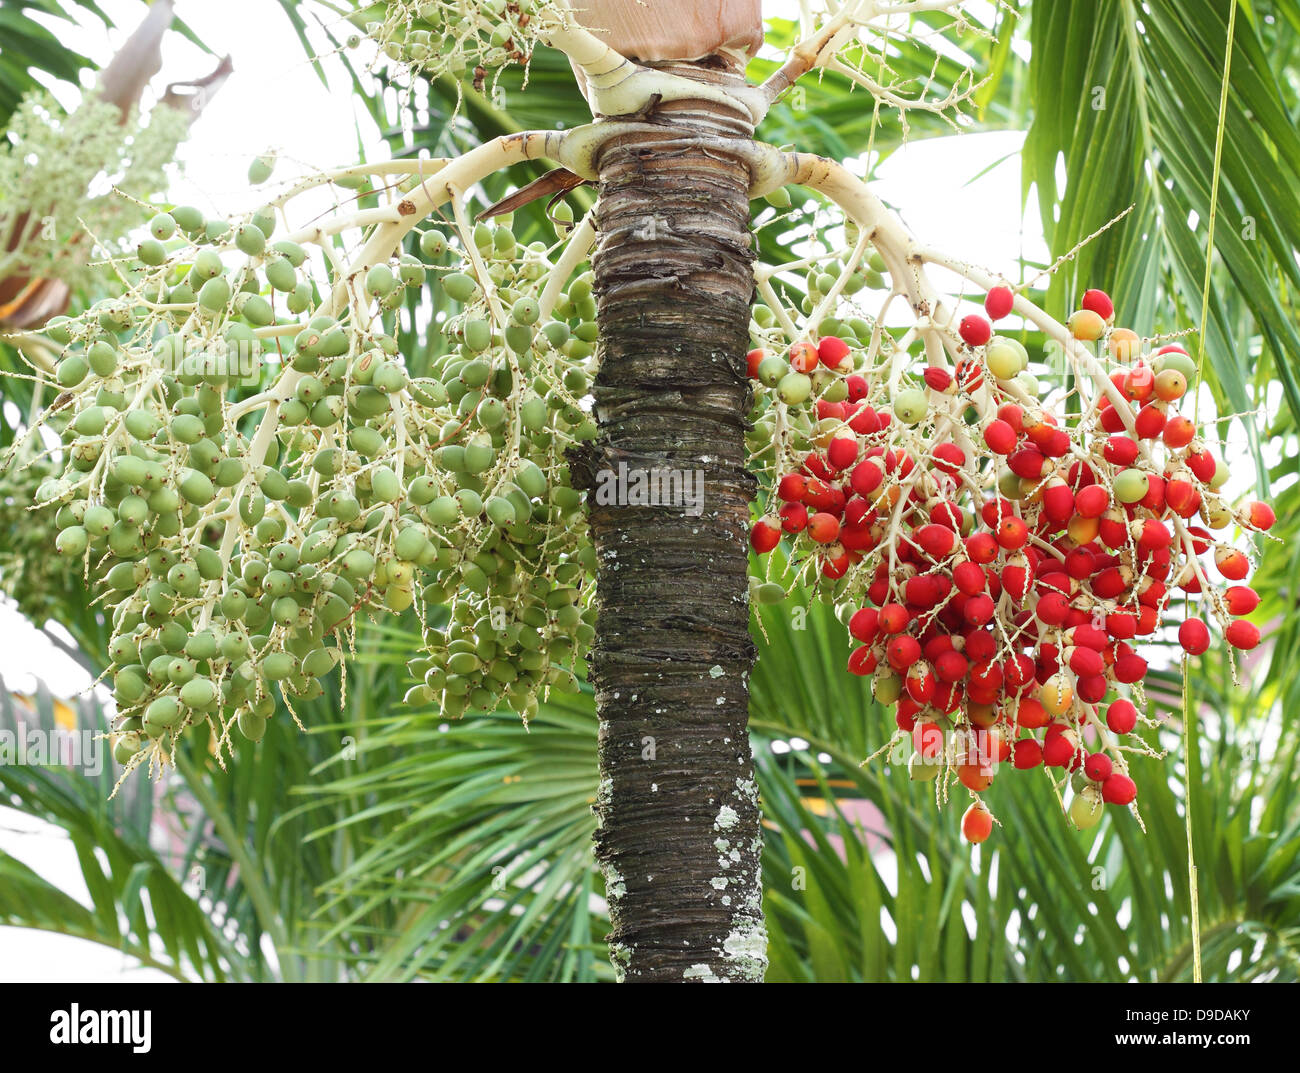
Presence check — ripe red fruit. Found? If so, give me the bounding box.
[1106,699,1138,735]
[1043,733,1080,768]
[1084,753,1113,782]
[779,502,808,533]
[980,419,1015,456]
[958,762,994,792]
[1035,593,1071,629]
[1138,473,1165,513]
[808,512,841,544]
[1214,546,1250,581]
[923,367,953,392]
[1099,405,1127,434]
[1134,403,1167,440]
[817,399,848,423]
[1106,612,1137,640]
[818,335,851,369]
[1187,449,1217,483]
[1101,772,1137,806]
[879,603,910,634]
[1001,557,1033,602]
[1041,481,1075,525]
[915,524,956,559]
[905,573,940,608]
[821,545,853,578]
[1178,618,1211,656]
[985,285,1015,321]
[906,662,936,703]
[849,608,879,644]
[777,473,807,502]
[1225,620,1260,650]
[962,802,994,844]
[963,594,996,627]
[1081,288,1114,321]
[1245,501,1276,531]
[1114,653,1148,683]
[1224,586,1260,616]
[935,649,969,682]
[746,348,765,378]
[845,374,868,402]
[789,341,818,373]
[965,532,999,564]
[803,477,836,511]
[1067,646,1104,677]
[913,721,945,759]
[750,519,780,553]
[1013,738,1043,769]
[996,516,1029,550]
[953,561,987,595]
[847,646,876,676]
[932,442,965,474]
[1102,435,1139,466]
[1165,477,1200,518]
[850,460,883,497]
[1133,518,1172,552]
[1008,448,1049,480]
[1163,416,1196,449]
[1074,485,1109,518]
[1072,674,1104,705]
[959,314,992,347]
[826,436,859,471]
[1070,624,1107,651]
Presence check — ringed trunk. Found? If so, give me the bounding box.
[571,61,766,982]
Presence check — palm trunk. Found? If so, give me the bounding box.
[570,63,766,982]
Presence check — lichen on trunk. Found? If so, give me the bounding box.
[569,64,767,982]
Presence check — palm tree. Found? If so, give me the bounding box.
[2,0,1297,984]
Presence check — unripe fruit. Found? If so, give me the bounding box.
[909,752,940,782]
[1108,327,1140,361]
[1113,468,1149,504]
[1154,368,1187,401]
[1069,786,1104,829]
[1039,674,1073,717]
[893,388,928,425]
[778,372,812,405]
[986,338,1023,380]
[1067,308,1106,341]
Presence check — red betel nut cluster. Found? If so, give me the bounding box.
[748,289,1272,843]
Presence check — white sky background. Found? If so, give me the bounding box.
[0,0,1280,980]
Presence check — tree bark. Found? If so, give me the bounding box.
[570,64,766,982]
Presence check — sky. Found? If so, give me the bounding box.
[0,0,1277,980]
